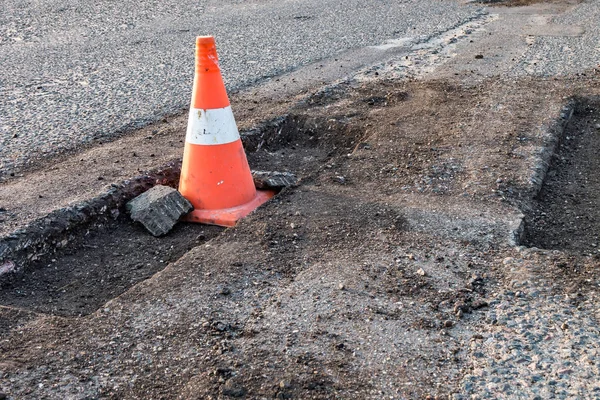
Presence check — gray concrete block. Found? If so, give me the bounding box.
[126,185,193,236]
[252,171,298,189]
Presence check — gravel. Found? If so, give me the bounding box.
[511,0,600,77]
[455,255,600,399]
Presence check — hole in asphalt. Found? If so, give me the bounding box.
[0,218,222,316]
[242,113,361,154]
[523,97,600,254]
[0,109,363,317]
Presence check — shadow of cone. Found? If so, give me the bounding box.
[178,36,274,227]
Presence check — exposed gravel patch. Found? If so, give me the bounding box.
[511,0,599,77]
[456,254,600,399]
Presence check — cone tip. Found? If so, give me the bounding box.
[196,36,215,46]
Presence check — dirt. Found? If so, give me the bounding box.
[2,71,600,398]
[523,97,600,254]
[2,2,600,395]
[0,219,221,316]
[3,77,493,317]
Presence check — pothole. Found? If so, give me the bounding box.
[0,109,364,317]
[243,112,363,155]
[522,97,600,254]
[0,217,221,316]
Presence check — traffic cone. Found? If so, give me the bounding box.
[178,36,274,227]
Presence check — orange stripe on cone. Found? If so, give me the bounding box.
[178,36,274,227]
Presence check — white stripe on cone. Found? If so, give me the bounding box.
[186,106,240,145]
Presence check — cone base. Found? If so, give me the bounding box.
[182,189,275,227]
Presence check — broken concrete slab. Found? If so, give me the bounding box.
[252,170,298,189]
[126,185,193,236]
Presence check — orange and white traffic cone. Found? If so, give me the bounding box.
[179,36,274,227]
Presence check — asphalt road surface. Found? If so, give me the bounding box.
[0,0,480,176]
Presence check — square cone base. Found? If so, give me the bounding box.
[182,189,275,227]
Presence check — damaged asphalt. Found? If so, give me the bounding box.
[2,0,600,399]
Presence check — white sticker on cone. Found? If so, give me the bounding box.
[186,106,240,145]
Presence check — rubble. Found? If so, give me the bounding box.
[126,185,193,236]
[252,170,298,189]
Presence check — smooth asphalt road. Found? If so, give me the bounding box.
[0,0,480,175]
